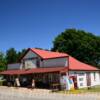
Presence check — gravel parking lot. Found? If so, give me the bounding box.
[0,86,100,100]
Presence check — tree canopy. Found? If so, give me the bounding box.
[52,29,100,68]
[0,28,100,70]
[6,48,18,64]
[0,51,7,71]
[0,48,27,71]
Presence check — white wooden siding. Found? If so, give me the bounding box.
[7,63,22,70]
[77,74,87,88]
[90,72,100,86]
[22,50,40,69]
[23,50,37,59]
[21,50,68,69]
[69,71,100,88]
[69,71,87,88]
[42,57,68,67]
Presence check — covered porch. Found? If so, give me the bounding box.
[0,67,68,89]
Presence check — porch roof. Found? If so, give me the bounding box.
[69,56,99,71]
[0,67,68,75]
[25,67,68,74]
[0,69,26,75]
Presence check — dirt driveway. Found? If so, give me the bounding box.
[0,86,100,100]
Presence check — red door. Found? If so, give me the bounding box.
[70,76,78,89]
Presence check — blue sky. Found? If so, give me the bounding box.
[0,0,100,52]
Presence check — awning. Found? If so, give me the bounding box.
[0,69,26,75]
[0,67,68,75]
[25,67,68,74]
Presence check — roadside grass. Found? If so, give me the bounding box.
[55,86,100,94]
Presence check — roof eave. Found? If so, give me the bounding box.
[69,69,99,71]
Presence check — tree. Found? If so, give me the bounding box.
[6,48,18,64]
[0,51,7,71]
[52,29,100,68]
[17,48,27,60]
[5,48,27,64]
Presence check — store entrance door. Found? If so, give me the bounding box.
[86,72,91,87]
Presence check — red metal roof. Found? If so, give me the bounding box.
[25,67,68,74]
[29,48,99,71]
[69,56,99,71]
[0,67,68,75]
[1,48,99,75]
[0,69,26,75]
[30,48,68,59]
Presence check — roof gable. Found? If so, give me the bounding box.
[23,50,37,59]
[30,48,68,59]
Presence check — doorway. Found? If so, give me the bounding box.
[86,72,91,86]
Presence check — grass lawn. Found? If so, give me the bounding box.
[56,86,100,94]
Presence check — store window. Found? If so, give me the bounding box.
[78,73,84,76]
[79,78,84,81]
[80,83,83,86]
